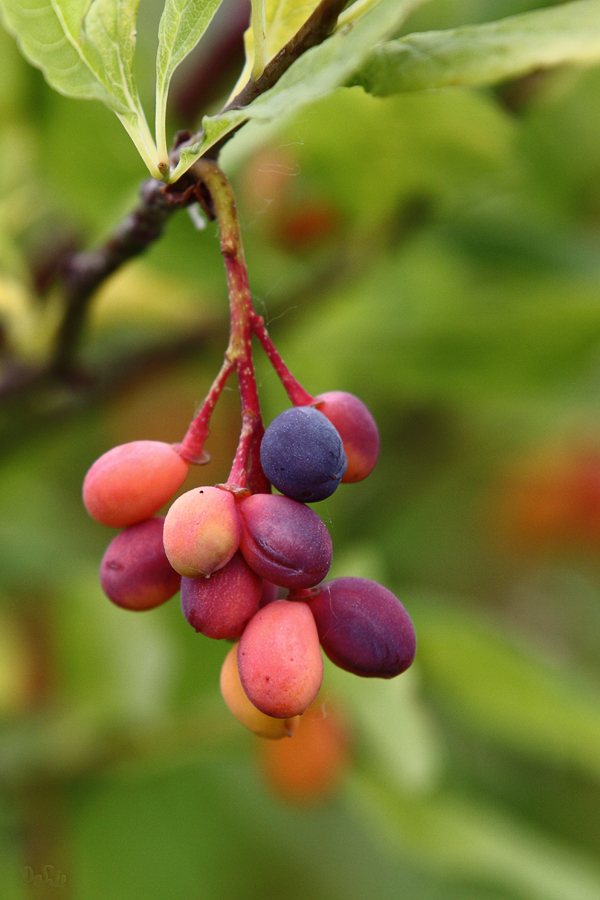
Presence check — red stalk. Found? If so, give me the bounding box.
[178,160,312,488]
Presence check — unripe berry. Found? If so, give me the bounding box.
[238,600,323,718]
[83,440,189,527]
[220,643,300,739]
[163,486,241,578]
[258,700,349,802]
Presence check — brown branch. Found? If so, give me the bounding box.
[0,317,226,461]
[0,189,430,457]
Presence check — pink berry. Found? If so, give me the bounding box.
[238,600,323,718]
[220,644,300,739]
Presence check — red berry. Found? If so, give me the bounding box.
[100,517,180,610]
[314,391,379,483]
[180,552,262,640]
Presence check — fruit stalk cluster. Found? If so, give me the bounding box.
[82,161,416,739]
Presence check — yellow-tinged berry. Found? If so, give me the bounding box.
[163,486,241,577]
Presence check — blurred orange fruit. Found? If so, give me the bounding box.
[257,699,350,803]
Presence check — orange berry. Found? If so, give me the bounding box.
[83,440,188,528]
[258,701,349,802]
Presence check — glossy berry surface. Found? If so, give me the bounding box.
[238,493,332,589]
[99,517,180,611]
[308,577,416,678]
[180,551,262,640]
[220,644,300,739]
[260,407,347,502]
[163,486,241,578]
[238,600,323,718]
[314,391,380,483]
[83,440,189,528]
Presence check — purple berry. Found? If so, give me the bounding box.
[238,493,332,589]
[307,577,416,678]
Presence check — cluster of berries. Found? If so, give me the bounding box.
[83,389,416,738]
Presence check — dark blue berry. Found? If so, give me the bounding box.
[260,406,347,502]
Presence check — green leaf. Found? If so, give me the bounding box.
[84,0,161,175]
[155,0,223,162]
[351,0,600,96]
[260,0,321,61]
[0,0,110,104]
[414,602,600,782]
[351,773,600,900]
[174,109,247,180]
[0,0,162,177]
[84,0,140,109]
[171,0,429,181]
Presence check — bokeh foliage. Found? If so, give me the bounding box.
[3,1,600,898]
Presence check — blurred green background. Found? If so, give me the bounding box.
[3,1,600,897]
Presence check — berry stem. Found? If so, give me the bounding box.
[178,356,235,463]
[190,160,264,488]
[245,417,271,494]
[251,314,314,406]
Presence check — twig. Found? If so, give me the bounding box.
[196,0,348,159]
[0,317,225,461]
[50,179,193,379]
